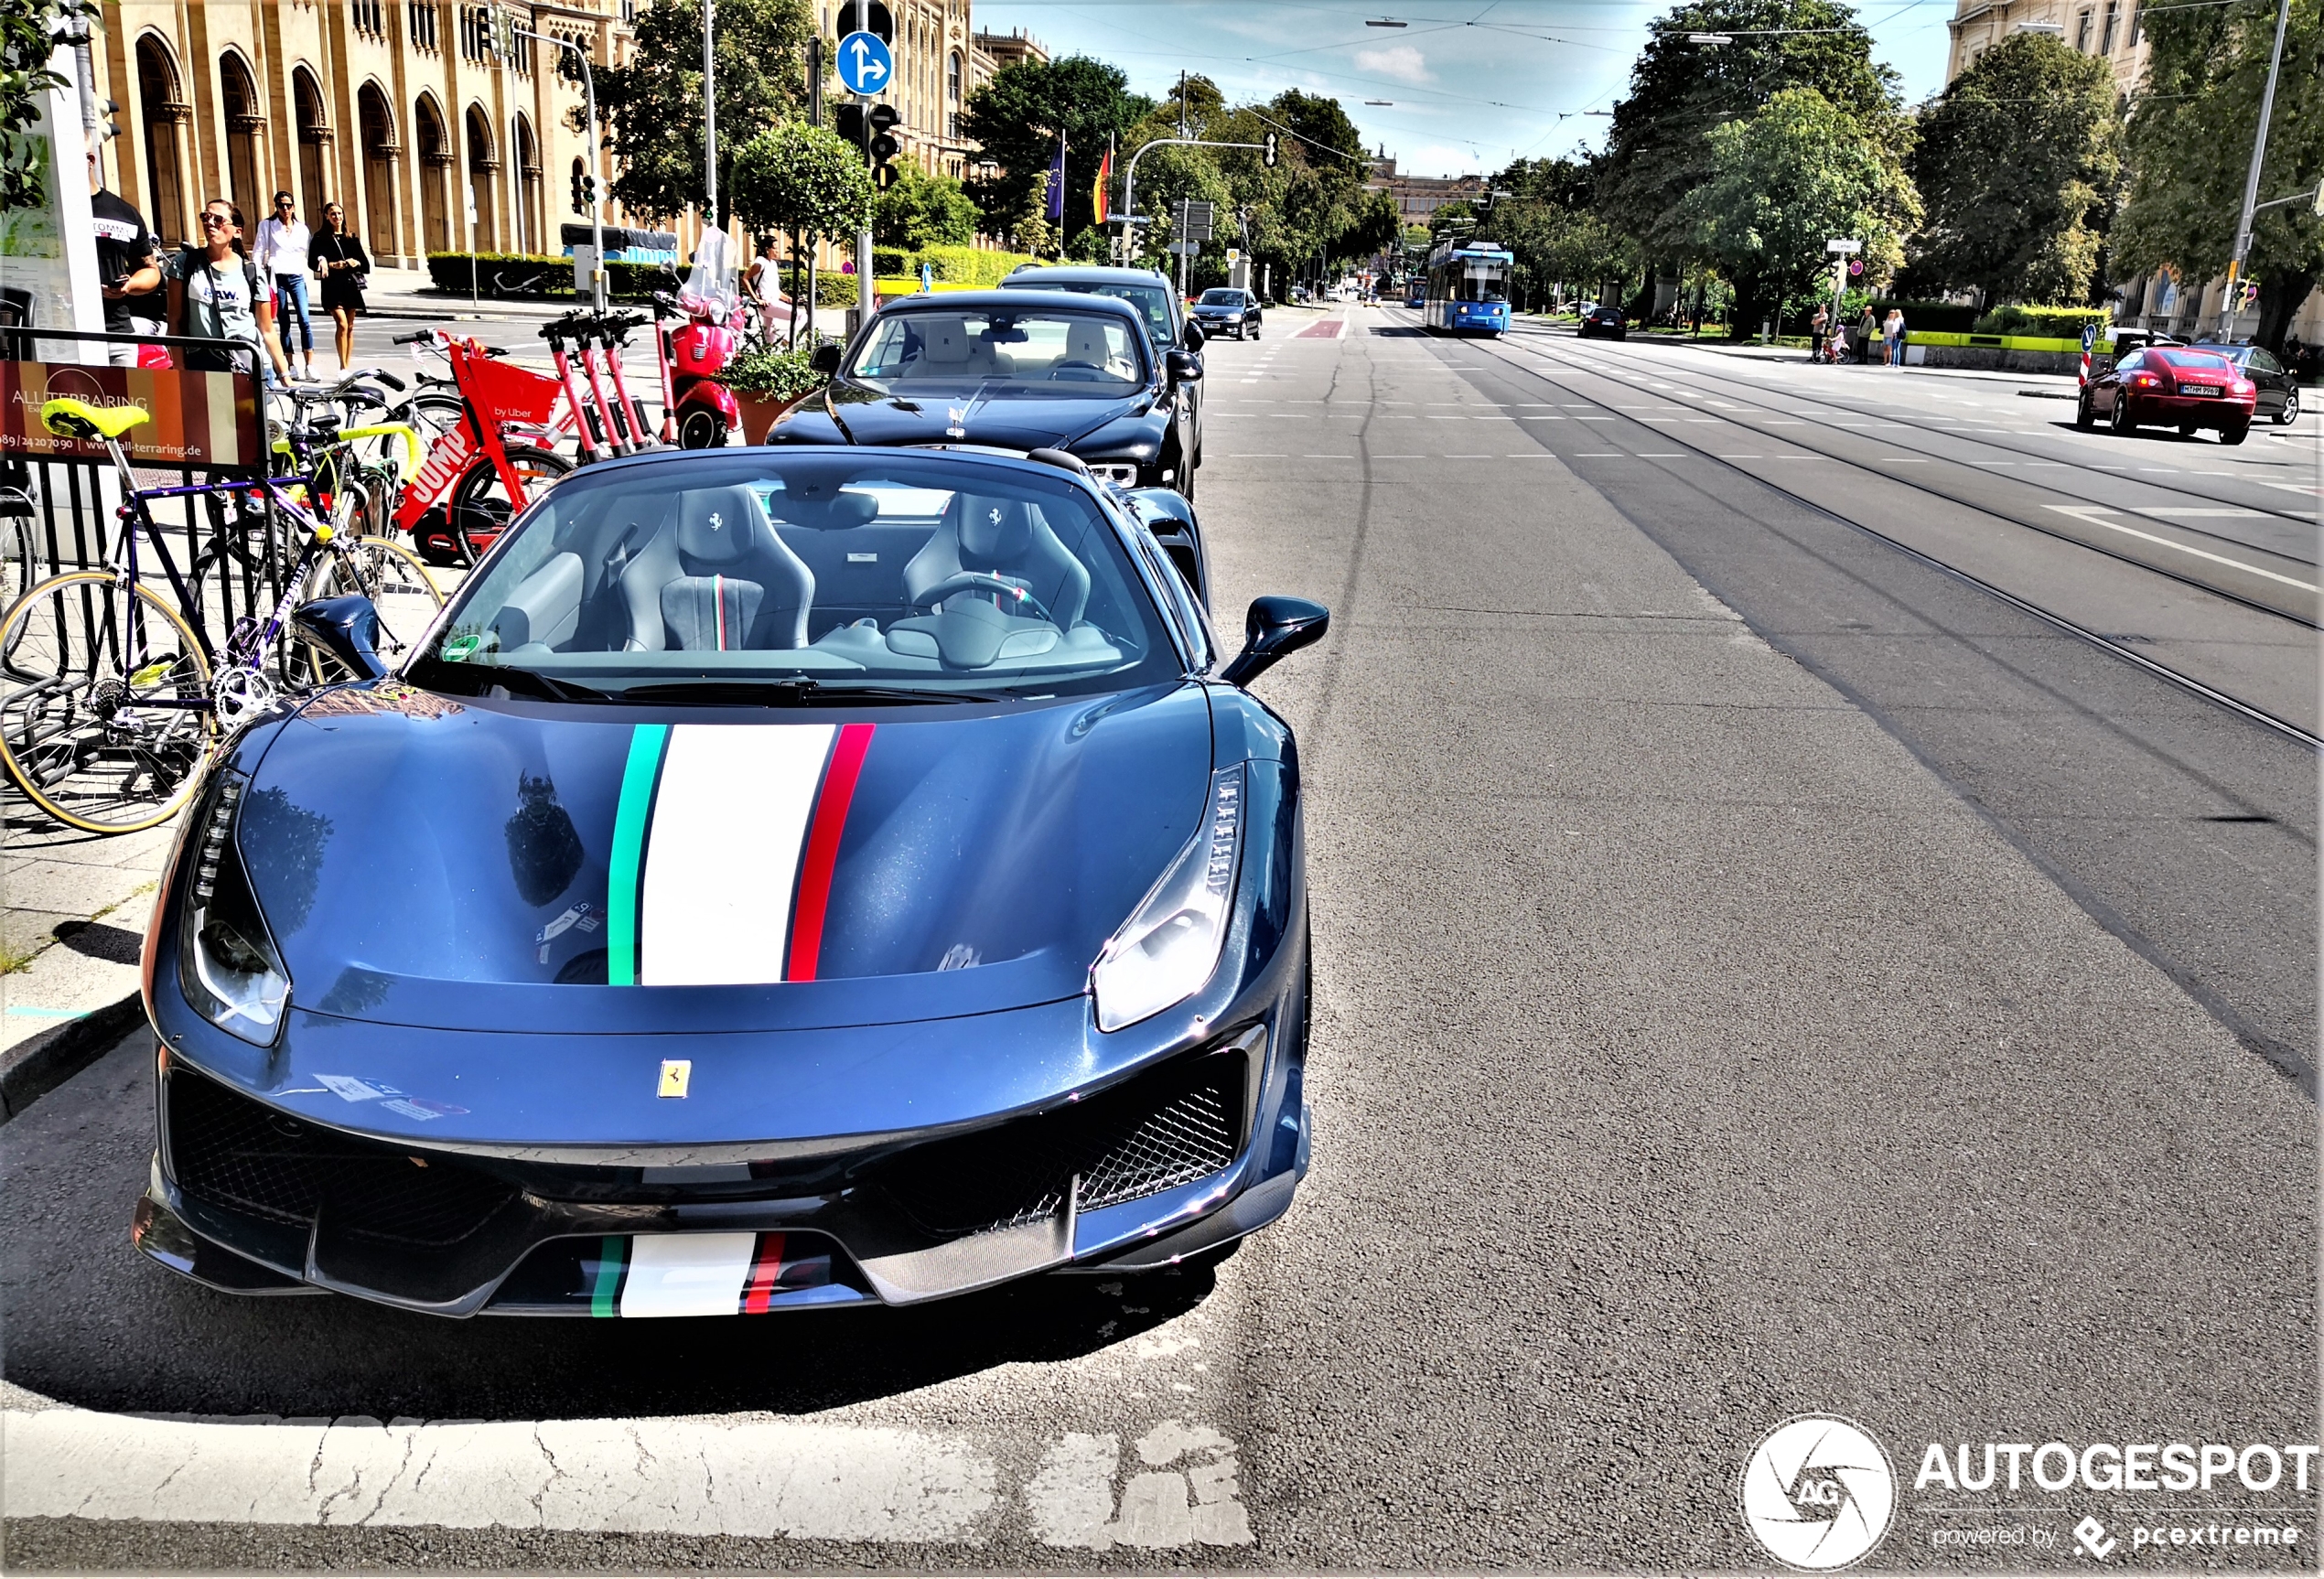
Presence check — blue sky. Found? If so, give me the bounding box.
[970,0,1957,178]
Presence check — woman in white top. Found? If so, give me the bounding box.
[747,237,791,337]
[253,191,315,381]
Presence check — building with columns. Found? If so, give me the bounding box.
[90,0,1027,270]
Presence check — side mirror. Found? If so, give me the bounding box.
[810,344,843,374]
[1221,596,1328,688]
[1167,349,1204,384]
[1183,321,1206,350]
[291,596,390,682]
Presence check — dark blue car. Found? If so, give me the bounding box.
[134,446,1327,1317]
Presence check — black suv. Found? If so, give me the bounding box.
[1577,304,1627,341]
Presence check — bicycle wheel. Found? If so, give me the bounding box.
[446,446,572,569]
[0,571,215,834]
[0,504,40,612]
[300,534,446,683]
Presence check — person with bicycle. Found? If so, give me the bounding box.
[162,199,292,386]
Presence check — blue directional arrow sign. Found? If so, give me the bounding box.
[836,30,892,95]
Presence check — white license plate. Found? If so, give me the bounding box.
[2180,384,2220,396]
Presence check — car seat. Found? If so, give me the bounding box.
[902,493,1089,632]
[619,484,815,650]
[1064,318,1121,377]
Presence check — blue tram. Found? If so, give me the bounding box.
[1423,241,1512,335]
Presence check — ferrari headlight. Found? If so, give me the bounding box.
[177,770,290,1044]
[1092,766,1244,1031]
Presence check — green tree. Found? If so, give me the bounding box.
[1904,33,2122,305]
[1601,0,1903,259]
[591,0,816,226]
[1,1,91,214]
[874,165,979,250]
[958,55,1153,245]
[2114,0,2322,350]
[729,122,873,339]
[1678,87,1921,332]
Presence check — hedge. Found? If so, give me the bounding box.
[1972,303,2112,337]
[1867,298,1980,334]
[869,244,1040,286]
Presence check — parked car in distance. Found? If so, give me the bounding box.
[1577,304,1627,341]
[2078,346,2256,443]
[1191,288,1263,340]
[2187,341,2300,425]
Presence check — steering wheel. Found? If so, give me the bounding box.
[1049,360,1106,381]
[916,572,1055,624]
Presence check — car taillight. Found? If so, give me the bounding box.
[2130,373,2161,388]
[2233,379,2254,394]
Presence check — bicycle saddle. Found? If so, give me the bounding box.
[41,398,151,442]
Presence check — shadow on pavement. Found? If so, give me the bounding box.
[2,1032,1230,1423]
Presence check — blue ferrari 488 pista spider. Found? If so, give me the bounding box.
[133,445,1326,1316]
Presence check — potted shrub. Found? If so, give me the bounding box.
[723,338,834,444]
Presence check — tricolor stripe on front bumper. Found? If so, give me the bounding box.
[605,722,875,985]
[583,1232,836,1316]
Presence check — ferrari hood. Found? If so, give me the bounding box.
[820,382,1156,453]
[234,682,1214,1034]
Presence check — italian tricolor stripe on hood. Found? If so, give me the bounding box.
[605,722,876,985]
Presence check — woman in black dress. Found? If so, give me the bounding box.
[309,202,371,373]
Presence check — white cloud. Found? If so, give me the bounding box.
[1351,44,1434,83]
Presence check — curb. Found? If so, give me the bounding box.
[0,993,146,1122]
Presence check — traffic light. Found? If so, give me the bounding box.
[1477,188,1494,219]
[1262,129,1280,167]
[570,169,597,213]
[834,102,866,145]
[867,103,901,166]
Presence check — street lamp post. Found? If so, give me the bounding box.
[2218,0,2293,340]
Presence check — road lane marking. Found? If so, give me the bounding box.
[1,1409,998,1541]
[2043,507,2319,591]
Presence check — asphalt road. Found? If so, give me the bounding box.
[4,307,2316,1571]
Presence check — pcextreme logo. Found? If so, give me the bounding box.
[1739,1415,1898,1572]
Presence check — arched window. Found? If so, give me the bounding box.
[947,48,962,141]
[358,82,399,253]
[134,34,188,243]
[415,93,451,253]
[512,113,541,255]
[219,51,264,216]
[293,67,331,222]
[465,102,499,252]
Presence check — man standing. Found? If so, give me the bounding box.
[88,148,162,367]
[254,191,314,381]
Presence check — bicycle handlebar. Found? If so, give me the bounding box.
[391,330,434,346]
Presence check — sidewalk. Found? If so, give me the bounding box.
[0,794,173,1119]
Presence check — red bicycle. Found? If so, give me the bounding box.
[391,330,575,567]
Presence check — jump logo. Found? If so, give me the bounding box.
[1739,1415,1898,1572]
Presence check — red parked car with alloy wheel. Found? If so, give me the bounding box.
[2079,346,2257,445]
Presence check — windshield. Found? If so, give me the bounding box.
[1199,290,1242,306]
[1455,264,1510,304]
[410,454,1180,702]
[845,307,1148,397]
[1015,278,1175,346]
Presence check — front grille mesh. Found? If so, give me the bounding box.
[876,1050,1245,1237]
[167,1069,516,1247]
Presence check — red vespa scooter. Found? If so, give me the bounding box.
[653,289,746,448]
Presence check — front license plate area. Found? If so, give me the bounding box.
[488,1230,871,1314]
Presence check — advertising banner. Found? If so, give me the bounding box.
[0,360,261,469]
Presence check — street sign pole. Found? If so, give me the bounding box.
[496,8,604,309]
[703,0,716,234]
[2219,0,2292,340]
[1117,135,1266,268]
[851,0,876,321]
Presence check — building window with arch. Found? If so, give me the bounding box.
[512,113,542,253]
[353,0,385,37]
[358,82,400,255]
[294,69,332,221]
[219,51,265,217]
[134,35,189,243]
[947,48,961,141]
[415,94,452,252]
[465,103,500,251]
[410,1,440,52]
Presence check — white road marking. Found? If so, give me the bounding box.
[3,1408,997,1541]
[2043,507,2319,591]
[1025,1422,1251,1550]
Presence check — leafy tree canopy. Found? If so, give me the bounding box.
[1677,86,1921,328]
[1601,0,1903,257]
[2,1,91,214]
[958,54,1153,244]
[874,164,979,250]
[592,0,817,226]
[2114,0,2322,349]
[1903,33,2122,306]
[728,122,875,249]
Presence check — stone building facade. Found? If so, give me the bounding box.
[91,0,1026,269]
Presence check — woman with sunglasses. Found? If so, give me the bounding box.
[254,191,315,380]
[160,199,292,385]
[309,202,371,373]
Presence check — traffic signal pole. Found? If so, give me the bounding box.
[1117,134,1271,270]
[855,0,874,321]
[498,10,605,309]
[2218,0,2292,341]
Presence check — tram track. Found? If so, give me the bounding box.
[1425,320,2322,752]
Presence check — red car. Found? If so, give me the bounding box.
[2079,346,2256,445]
